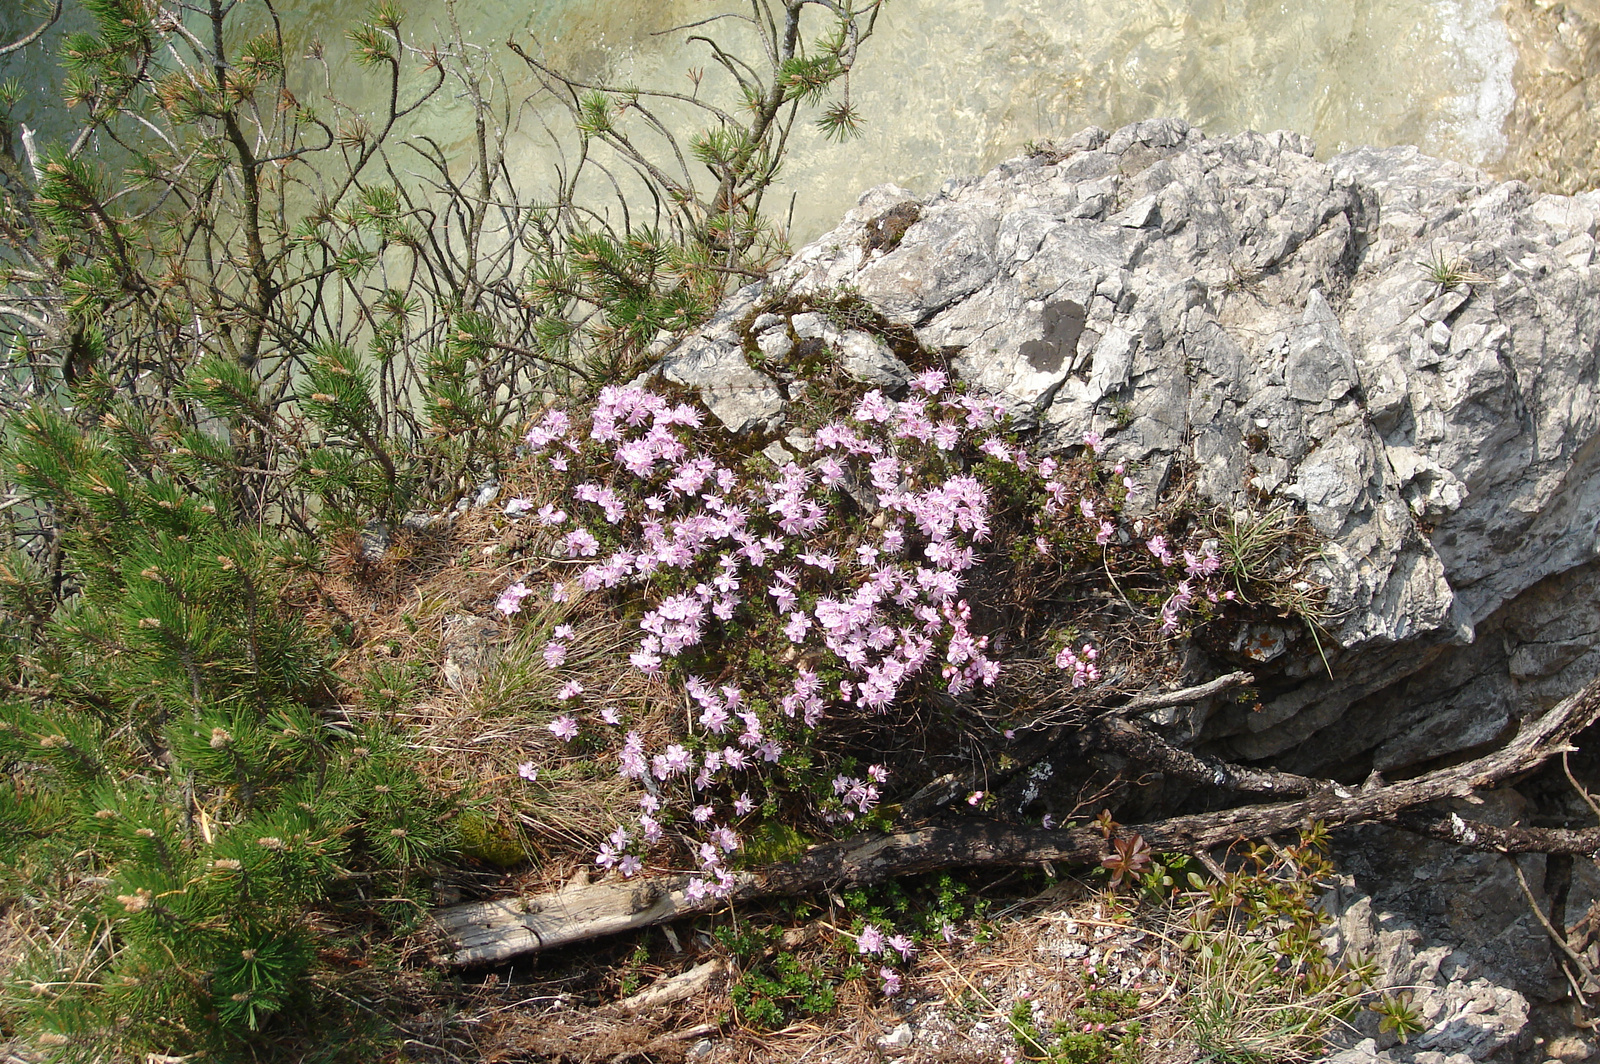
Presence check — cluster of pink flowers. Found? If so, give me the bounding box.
[1144,539,1232,632]
[828,764,888,823]
[492,375,1240,887]
[855,921,916,996]
[1054,643,1101,688]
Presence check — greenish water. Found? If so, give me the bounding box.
[2,0,1519,242]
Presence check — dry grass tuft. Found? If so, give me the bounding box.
[314,461,687,894]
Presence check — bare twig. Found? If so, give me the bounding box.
[0,0,61,59]
[1507,854,1592,1008]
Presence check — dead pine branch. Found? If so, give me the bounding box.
[430,675,1600,966]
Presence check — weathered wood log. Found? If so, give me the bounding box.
[431,676,1600,966]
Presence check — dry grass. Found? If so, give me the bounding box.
[312,461,689,897]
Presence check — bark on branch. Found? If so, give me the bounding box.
[431,676,1600,966]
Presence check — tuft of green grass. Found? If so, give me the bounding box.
[1417,249,1490,291]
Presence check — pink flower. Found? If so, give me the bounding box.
[911,369,948,395]
[619,854,643,877]
[1096,520,1115,546]
[652,744,693,779]
[783,612,812,643]
[600,707,622,725]
[1055,644,1102,688]
[1185,544,1222,577]
[733,792,754,816]
[549,715,578,741]
[967,791,984,806]
[879,967,902,996]
[854,390,894,422]
[886,934,915,961]
[517,762,539,781]
[1083,430,1105,454]
[495,582,534,616]
[557,680,584,701]
[618,732,648,779]
[565,528,600,557]
[856,924,886,954]
[769,582,799,613]
[799,551,837,574]
[542,641,568,668]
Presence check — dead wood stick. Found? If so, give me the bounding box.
[432,676,1600,966]
[618,959,726,1011]
[1392,812,1600,856]
[1111,670,1255,716]
[1028,670,1255,730]
[1091,716,1330,797]
[1506,853,1593,1008]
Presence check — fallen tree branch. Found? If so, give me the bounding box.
[1091,715,1330,798]
[432,675,1600,966]
[1392,812,1600,856]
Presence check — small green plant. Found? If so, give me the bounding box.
[1006,970,1143,1064]
[1101,833,1153,889]
[1224,258,1264,295]
[616,941,652,998]
[1418,249,1477,290]
[1371,991,1425,1044]
[1163,825,1367,1064]
[727,945,840,1030]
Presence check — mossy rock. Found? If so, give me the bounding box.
[457,809,527,868]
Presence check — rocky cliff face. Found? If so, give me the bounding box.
[659,117,1600,784]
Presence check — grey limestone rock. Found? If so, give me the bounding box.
[1320,875,1531,1063]
[440,614,505,692]
[658,118,1600,779]
[658,283,785,435]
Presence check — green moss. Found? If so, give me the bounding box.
[737,820,814,866]
[457,809,526,868]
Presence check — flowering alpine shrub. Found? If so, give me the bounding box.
[491,371,1254,896]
